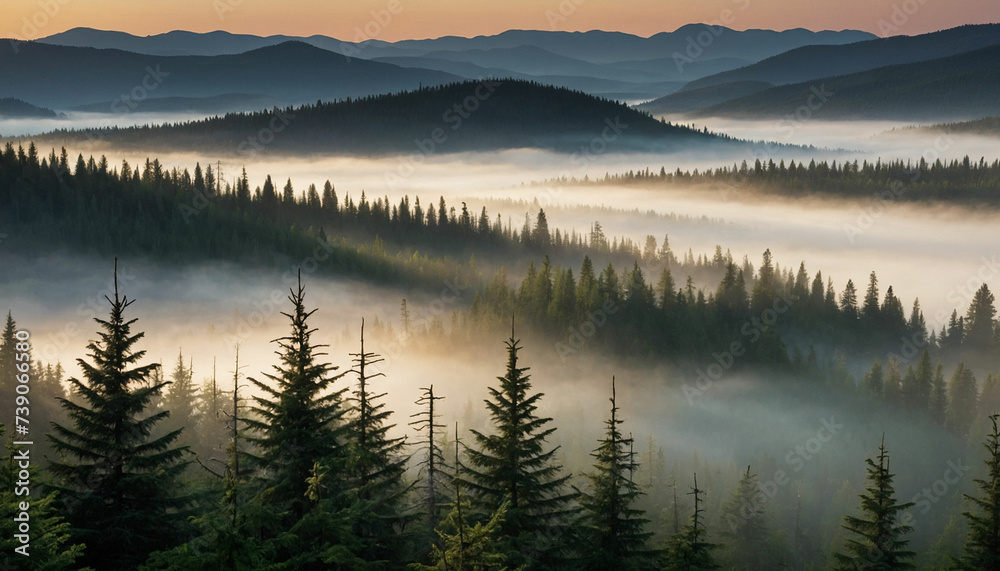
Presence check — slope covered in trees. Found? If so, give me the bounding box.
[21,80,744,155]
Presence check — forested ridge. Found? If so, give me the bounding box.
[536,155,1000,207]
[4,143,1000,568]
[16,79,746,155]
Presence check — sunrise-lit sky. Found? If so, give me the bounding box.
[4,0,999,42]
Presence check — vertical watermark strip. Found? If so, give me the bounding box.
[12,329,33,558]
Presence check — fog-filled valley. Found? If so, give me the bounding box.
[3,17,1000,570]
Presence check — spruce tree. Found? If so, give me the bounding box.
[47,260,192,570]
[462,323,577,568]
[161,350,199,452]
[957,413,1000,569]
[244,270,350,522]
[346,318,413,563]
[718,467,773,570]
[412,425,514,571]
[578,377,653,571]
[833,436,915,570]
[662,474,718,571]
[947,363,979,437]
[0,312,18,428]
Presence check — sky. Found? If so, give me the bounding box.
[4,0,999,42]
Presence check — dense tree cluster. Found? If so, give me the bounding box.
[538,155,1000,205]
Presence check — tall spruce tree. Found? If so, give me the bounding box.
[462,322,577,568]
[718,466,774,570]
[833,436,915,570]
[957,413,1000,569]
[578,377,653,571]
[161,350,199,453]
[48,260,192,570]
[244,270,350,521]
[346,318,413,563]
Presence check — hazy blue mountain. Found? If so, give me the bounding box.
[637,81,774,115]
[35,27,293,56]
[0,97,59,118]
[384,27,875,64]
[39,25,875,65]
[680,23,1000,92]
[0,40,461,110]
[694,43,1000,121]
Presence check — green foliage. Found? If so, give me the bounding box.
[556,154,1000,207]
[461,328,578,568]
[947,364,979,437]
[578,377,654,571]
[833,437,915,570]
[46,262,193,570]
[0,426,88,570]
[661,474,718,571]
[717,467,780,570]
[346,319,414,563]
[411,499,517,571]
[243,272,350,521]
[957,414,1000,570]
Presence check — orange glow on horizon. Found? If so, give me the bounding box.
[2,0,998,43]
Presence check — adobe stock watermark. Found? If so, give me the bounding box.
[77,64,171,151]
[35,269,138,363]
[236,107,295,158]
[554,299,619,363]
[339,0,410,60]
[777,85,833,137]
[684,293,793,404]
[375,278,471,373]
[900,458,971,528]
[214,0,242,20]
[719,84,830,201]
[725,416,843,532]
[225,238,337,348]
[884,253,1000,368]
[9,0,72,53]
[545,0,589,29]
[843,135,954,244]
[384,78,500,189]
[876,0,933,36]
[671,0,752,73]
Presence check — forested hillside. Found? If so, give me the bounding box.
[22,80,742,155]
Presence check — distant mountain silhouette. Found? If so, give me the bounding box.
[27,80,754,156]
[693,43,1000,121]
[668,23,1000,109]
[35,26,874,101]
[0,40,461,110]
[40,26,874,62]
